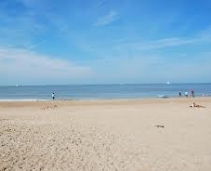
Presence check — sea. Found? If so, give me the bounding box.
[0,83,211,101]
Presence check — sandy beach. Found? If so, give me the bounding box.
[0,97,211,171]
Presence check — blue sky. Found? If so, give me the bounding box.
[0,0,211,85]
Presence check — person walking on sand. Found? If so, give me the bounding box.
[179,91,182,97]
[52,92,55,100]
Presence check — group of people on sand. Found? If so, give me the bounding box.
[178,90,205,108]
[179,90,195,97]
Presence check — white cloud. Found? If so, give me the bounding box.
[0,47,93,85]
[95,10,119,26]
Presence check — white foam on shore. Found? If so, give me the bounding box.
[0,99,49,102]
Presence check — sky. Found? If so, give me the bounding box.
[0,0,211,85]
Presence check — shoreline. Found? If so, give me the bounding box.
[0,97,210,108]
[0,95,210,102]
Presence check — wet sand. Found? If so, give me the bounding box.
[0,98,211,171]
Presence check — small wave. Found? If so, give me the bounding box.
[0,99,48,102]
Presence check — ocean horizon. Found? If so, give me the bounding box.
[0,83,211,101]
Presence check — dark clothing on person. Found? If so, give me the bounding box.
[52,93,55,100]
[191,90,195,97]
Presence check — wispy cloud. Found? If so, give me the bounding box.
[116,31,211,52]
[94,10,119,26]
[26,39,46,50]
[0,1,49,49]
[97,0,106,7]
[138,37,199,50]
[17,0,45,10]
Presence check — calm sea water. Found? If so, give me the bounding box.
[0,84,211,101]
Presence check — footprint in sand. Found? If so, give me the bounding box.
[41,105,58,110]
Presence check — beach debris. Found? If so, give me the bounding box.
[41,104,58,110]
[155,125,164,128]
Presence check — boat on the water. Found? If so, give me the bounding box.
[157,94,168,98]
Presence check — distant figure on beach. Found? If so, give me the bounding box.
[191,90,195,97]
[179,91,182,97]
[185,91,188,97]
[52,92,55,100]
[190,102,205,108]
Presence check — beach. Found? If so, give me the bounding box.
[0,98,211,171]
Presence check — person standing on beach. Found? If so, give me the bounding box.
[52,92,55,100]
[179,91,182,97]
[191,90,195,97]
[185,91,188,97]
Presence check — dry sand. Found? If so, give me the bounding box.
[0,98,211,171]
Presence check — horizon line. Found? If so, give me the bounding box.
[0,82,211,87]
